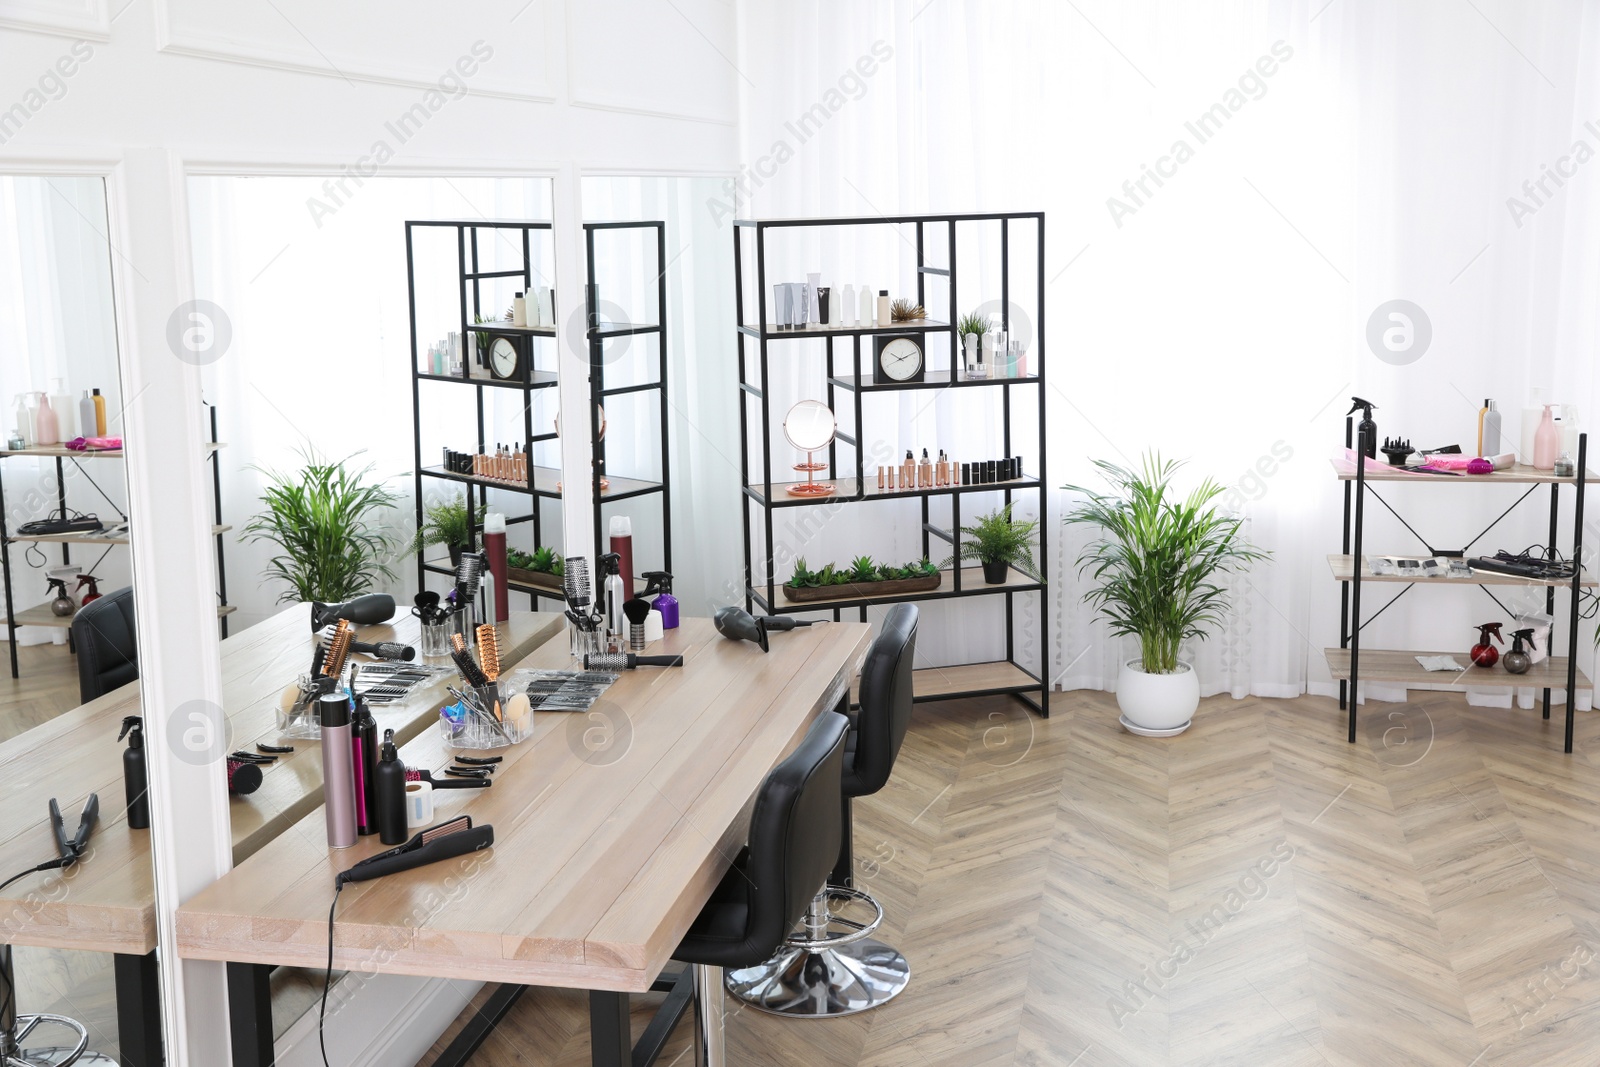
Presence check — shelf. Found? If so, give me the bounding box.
[464,322,556,336]
[416,370,559,391]
[848,660,1043,705]
[1324,647,1591,689]
[1327,554,1596,588]
[9,524,231,547]
[0,442,225,458]
[419,465,662,501]
[1330,457,1599,484]
[591,322,661,339]
[422,561,648,600]
[752,566,1043,613]
[745,473,1040,508]
[739,318,951,341]
[9,602,234,627]
[830,369,1040,392]
[735,212,1043,228]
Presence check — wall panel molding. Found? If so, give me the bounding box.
[0,0,110,42]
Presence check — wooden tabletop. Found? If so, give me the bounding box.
[174,617,872,993]
[0,604,563,956]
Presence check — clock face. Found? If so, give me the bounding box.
[489,337,520,379]
[880,337,923,381]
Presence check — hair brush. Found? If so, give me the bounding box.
[450,633,490,688]
[476,624,501,681]
[454,553,485,605]
[563,555,592,610]
[321,619,353,679]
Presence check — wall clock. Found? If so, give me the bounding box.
[873,335,925,384]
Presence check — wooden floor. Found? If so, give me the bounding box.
[425,688,1600,1067]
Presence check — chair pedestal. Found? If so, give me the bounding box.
[1,946,117,1067]
[692,964,725,1067]
[724,885,910,1018]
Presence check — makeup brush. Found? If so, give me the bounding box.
[321,620,353,679]
[623,598,652,651]
[476,624,501,682]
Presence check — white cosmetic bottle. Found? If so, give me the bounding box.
[859,286,874,326]
[841,284,856,326]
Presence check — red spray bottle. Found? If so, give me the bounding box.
[1470,623,1503,668]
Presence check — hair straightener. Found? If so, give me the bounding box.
[334,815,493,887]
[50,794,98,868]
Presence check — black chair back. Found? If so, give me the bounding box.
[71,587,138,703]
[844,603,918,799]
[738,710,849,958]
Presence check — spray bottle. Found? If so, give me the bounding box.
[47,577,74,617]
[643,571,679,630]
[76,574,101,606]
[1503,628,1536,675]
[600,552,625,647]
[118,716,149,830]
[1470,622,1503,668]
[1347,397,1379,459]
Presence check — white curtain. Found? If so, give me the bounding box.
[731,0,1600,705]
[0,176,129,646]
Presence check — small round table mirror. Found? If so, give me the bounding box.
[783,400,836,497]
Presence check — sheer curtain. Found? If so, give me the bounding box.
[732,0,1600,705]
[0,176,128,647]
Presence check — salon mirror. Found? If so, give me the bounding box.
[0,173,140,1062]
[783,399,837,453]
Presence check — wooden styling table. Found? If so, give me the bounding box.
[0,603,562,1065]
[175,616,872,1067]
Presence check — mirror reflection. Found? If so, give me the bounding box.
[0,173,151,1065]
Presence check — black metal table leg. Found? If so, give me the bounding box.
[226,962,274,1067]
[113,951,163,1067]
[589,990,630,1067]
[430,984,528,1067]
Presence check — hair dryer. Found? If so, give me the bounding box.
[311,594,397,630]
[713,606,815,653]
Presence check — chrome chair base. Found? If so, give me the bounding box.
[3,1011,117,1067]
[7,1053,118,1067]
[725,937,911,1018]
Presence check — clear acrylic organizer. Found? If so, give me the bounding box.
[438,679,532,750]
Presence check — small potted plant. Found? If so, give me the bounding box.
[410,493,483,567]
[945,504,1042,585]
[506,545,565,594]
[783,555,940,601]
[1062,454,1267,736]
[957,310,988,379]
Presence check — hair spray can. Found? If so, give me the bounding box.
[319,693,358,848]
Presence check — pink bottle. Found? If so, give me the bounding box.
[1534,404,1560,470]
[33,394,58,446]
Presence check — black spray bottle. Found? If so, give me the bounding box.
[374,728,409,845]
[1347,397,1378,459]
[351,693,379,836]
[118,715,149,830]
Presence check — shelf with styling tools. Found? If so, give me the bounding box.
[0,403,233,677]
[1328,414,1592,753]
[734,211,1048,715]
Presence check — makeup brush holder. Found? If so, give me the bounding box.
[419,620,452,658]
[568,620,602,661]
[438,680,532,750]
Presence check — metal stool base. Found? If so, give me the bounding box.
[725,938,910,1018]
[7,1052,118,1067]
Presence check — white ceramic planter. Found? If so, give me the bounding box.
[1116,659,1199,735]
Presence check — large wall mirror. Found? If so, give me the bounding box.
[0,173,161,1065]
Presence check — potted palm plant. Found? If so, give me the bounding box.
[945,504,1042,585]
[242,450,401,604]
[1063,454,1266,735]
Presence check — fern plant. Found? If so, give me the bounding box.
[1062,453,1267,675]
[242,450,401,605]
[408,493,483,556]
[956,311,989,338]
[944,504,1042,580]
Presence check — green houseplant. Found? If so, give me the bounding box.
[242,451,401,605]
[1062,453,1267,734]
[945,504,1042,585]
[783,555,939,601]
[411,493,483,566]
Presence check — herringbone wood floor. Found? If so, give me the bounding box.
[426,689,1600,1067]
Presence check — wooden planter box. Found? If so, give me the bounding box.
[507,567,564,596]
[783,572,941,602]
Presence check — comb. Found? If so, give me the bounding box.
[321,620,353,679]
[476,624,500,681]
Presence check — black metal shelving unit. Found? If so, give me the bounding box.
[733,212,1049,716]
[1329,419,1593,752]
[405,219,671,604]
[0,403,232,678]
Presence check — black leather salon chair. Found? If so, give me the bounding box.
[70,586,138,704]
[726,603,918,1018]
[673,710,849,1066]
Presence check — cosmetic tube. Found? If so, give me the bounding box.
[513,292,527,327]
[320,693,358,848]
[817,287,830,324]
[876,290,890,327]
[807,273,822,324]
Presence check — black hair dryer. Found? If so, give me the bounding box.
[311,594,396,631]
[713,606,814,653]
